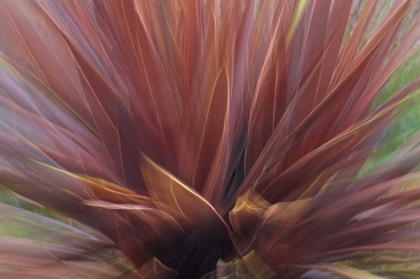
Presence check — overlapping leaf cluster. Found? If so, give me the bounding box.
[1,0,420,278]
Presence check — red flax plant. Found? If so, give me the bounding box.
[1,0,420,278]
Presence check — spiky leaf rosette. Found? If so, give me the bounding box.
[1,0,420,278]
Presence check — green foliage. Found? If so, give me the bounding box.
[361,52,420,176]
